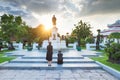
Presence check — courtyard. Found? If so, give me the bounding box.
[0,49,119,80]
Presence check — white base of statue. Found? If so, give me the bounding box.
[42,40,67,49]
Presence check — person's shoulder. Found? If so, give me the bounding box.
[47,45,49,47]
[60,53,63,55]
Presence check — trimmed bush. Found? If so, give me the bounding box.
[85,37,94,43]
[105,43,120,63]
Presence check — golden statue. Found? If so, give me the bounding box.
[52,15,56,25]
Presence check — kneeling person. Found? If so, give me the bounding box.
[57,51,63,64]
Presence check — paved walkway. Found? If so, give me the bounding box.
[0,49,119,80]
[0,69,118,80]
[1,49,101,69]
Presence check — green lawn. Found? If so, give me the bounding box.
[92,50,120,71]
[68,46,73,48]
[81,46,86,50]
[0,50,15,63]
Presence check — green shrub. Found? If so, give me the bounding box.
[112,51,120,60]
[81,39,86,47]
[105,43,120,63]
[85,37,94,43]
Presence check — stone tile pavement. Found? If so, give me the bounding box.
[0,69,119,80]
[1,49,119,80]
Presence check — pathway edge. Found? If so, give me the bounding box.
[96,61,120,79]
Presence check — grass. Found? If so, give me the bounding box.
[81,46,86,50]
[68,46,73,48]
[92,50,120,71]
[0,50,15,63]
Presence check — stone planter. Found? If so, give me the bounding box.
[76,46,81,51]
[27,46,33,51]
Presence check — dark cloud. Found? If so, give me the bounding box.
[1,0,120,26]
[0,0,39,26]
[78,0,120,16]
[9,10,27,16]
[0,1,27,16]
[1,0,120,17]
[2,0,64,15]
[59,0,120,17]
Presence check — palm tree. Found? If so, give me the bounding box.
[72,20,92,47]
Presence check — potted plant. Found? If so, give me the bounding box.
[27,42,33,51]
[76,44,81,51]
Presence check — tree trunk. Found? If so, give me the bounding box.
[0,42,3,51]
[77,37,81,47]
[117,39,119,44]
[96,41,100,50]
[8,41,15,50]
[0,47,2,51]
[66,39,68,47]
[108,52,112,61]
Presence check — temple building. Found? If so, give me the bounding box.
[100,20,120,44]
[101,20,120,36]
[86,20,120,50]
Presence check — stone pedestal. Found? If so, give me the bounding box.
[42,15,67,49]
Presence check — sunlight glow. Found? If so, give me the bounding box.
[41,16,52,30]
[32,12,52,30]
[31,12,71,35]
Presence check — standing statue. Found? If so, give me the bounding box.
[52,15,56,25]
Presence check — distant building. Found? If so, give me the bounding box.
[101,20,120,36]
[87,20,120,50]
[100,20,120,44]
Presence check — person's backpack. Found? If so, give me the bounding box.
[57,51,63,64]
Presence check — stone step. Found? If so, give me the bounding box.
[9,58,94,63]
[0,63,101,70]
[6,54,24,57]
[6,54,99,58]
[82,54,99,57]
[22,56,84,59]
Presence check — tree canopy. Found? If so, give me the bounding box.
[0,14,27,42]
[109,32,120,43]
[72,20,92,47]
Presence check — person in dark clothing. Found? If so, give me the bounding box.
[57,50,63,64]
[46,42,53,66]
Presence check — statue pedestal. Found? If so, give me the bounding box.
[42,29,67,49]
[42,15,67,49]
[42,40,66,50]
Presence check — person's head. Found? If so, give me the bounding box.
[49,42,51,45]
[58,50,61,53]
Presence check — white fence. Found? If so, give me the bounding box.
[86,43,105,50]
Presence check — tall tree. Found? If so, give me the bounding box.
[0,14,28,50]
[72,20,92,47]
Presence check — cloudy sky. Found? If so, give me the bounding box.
[0,0,120,35]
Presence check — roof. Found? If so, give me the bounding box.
[100,20,120,36]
